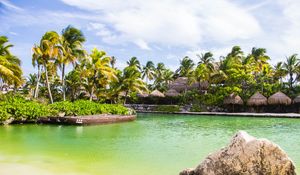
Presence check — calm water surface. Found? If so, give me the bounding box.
[0,114,300,175]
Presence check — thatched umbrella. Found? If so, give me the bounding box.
[137,92,149,98]
[268,91,291,105]
[150,90,165,97]
[247,92,268,106]
[165,89,180,97]
[293,95,300,104]
[168,77,206,92]
[224,93,243,112]
[168,77,189,92]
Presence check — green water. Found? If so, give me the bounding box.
[0,114,300,175]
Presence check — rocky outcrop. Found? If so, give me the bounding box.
[180,131,296,175]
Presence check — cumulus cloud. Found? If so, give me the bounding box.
[61,0,262,50]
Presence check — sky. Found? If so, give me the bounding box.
[1,0,300,76]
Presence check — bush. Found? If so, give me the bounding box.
[50,100,132,116]
[0,94,133,124]
[0,95,52,122]
[153,105,180,112]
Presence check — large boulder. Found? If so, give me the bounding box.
[180,131,296,175]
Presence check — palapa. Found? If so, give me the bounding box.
[149,90,165,97]
[268,91,291,105]
[168,77,208,92]
[293,95,300,104]
[247,92,268,106]
[137,92,149,98]
[165,89,180,97]
[224,93,243,105]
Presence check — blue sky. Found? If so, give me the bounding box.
[1,0,300,75]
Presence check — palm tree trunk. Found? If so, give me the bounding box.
[289,73,293,90]
[89,87,94,101]
[44,63,53,104]
[62,63,66,101]
[34,65,41,98]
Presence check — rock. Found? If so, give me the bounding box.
[180,131,296,175]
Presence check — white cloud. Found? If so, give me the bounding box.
[61,0,262,49]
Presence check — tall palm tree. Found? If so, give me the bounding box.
[283,54,299,91]
[176,56,195,77]
[142,61,155,84]
[32,31,61,104]
[58,26,86,101]
[81,48,117,101]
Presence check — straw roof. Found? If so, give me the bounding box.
[165,89,180,97]
[294,95,300,103]
[268,91,291,105]
[168,77,208,92]
[224,93,244,105]
[150,90,165,97]
[137,92,149,98]
[247,92,268,106]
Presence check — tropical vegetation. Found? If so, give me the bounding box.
[1,25,300,117]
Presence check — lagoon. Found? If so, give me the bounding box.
[0,114,300,175]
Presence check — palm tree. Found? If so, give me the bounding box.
[142,61,155,84]
[283,54,299,91]
[0,36,23,87]
[274,62,287,83]
[127,57,141,71]
[0,36,13,56]
[81,48,117,101]
[120,65,147,104]
[58,26,85,101]
[197,52,214,71]
[110,56,116,69]
[32,31,61,103]
[176,56,195,77]
[25,74,37,97]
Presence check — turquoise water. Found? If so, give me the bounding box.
[0,114,300,175]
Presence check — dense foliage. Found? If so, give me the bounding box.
[0,95,132,123]
[2,25,300,112]
[49,100,131,116]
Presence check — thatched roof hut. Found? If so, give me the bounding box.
[165,89,180,97]
[137,92,149,98]
[293,95,300,104]
[224,93,243,105]
[168,77,208,92]
[247,92,268,106]
[149,90,165,97]
[268,91,291,105]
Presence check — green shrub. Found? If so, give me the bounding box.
[50,100,132,116]
[153,105,180,112]
[0,95,52,122]
[190,104,202,112]
[0,94,132,124]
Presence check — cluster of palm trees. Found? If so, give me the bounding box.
[2,25,300,105]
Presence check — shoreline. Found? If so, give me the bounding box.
[137,111,300,118]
